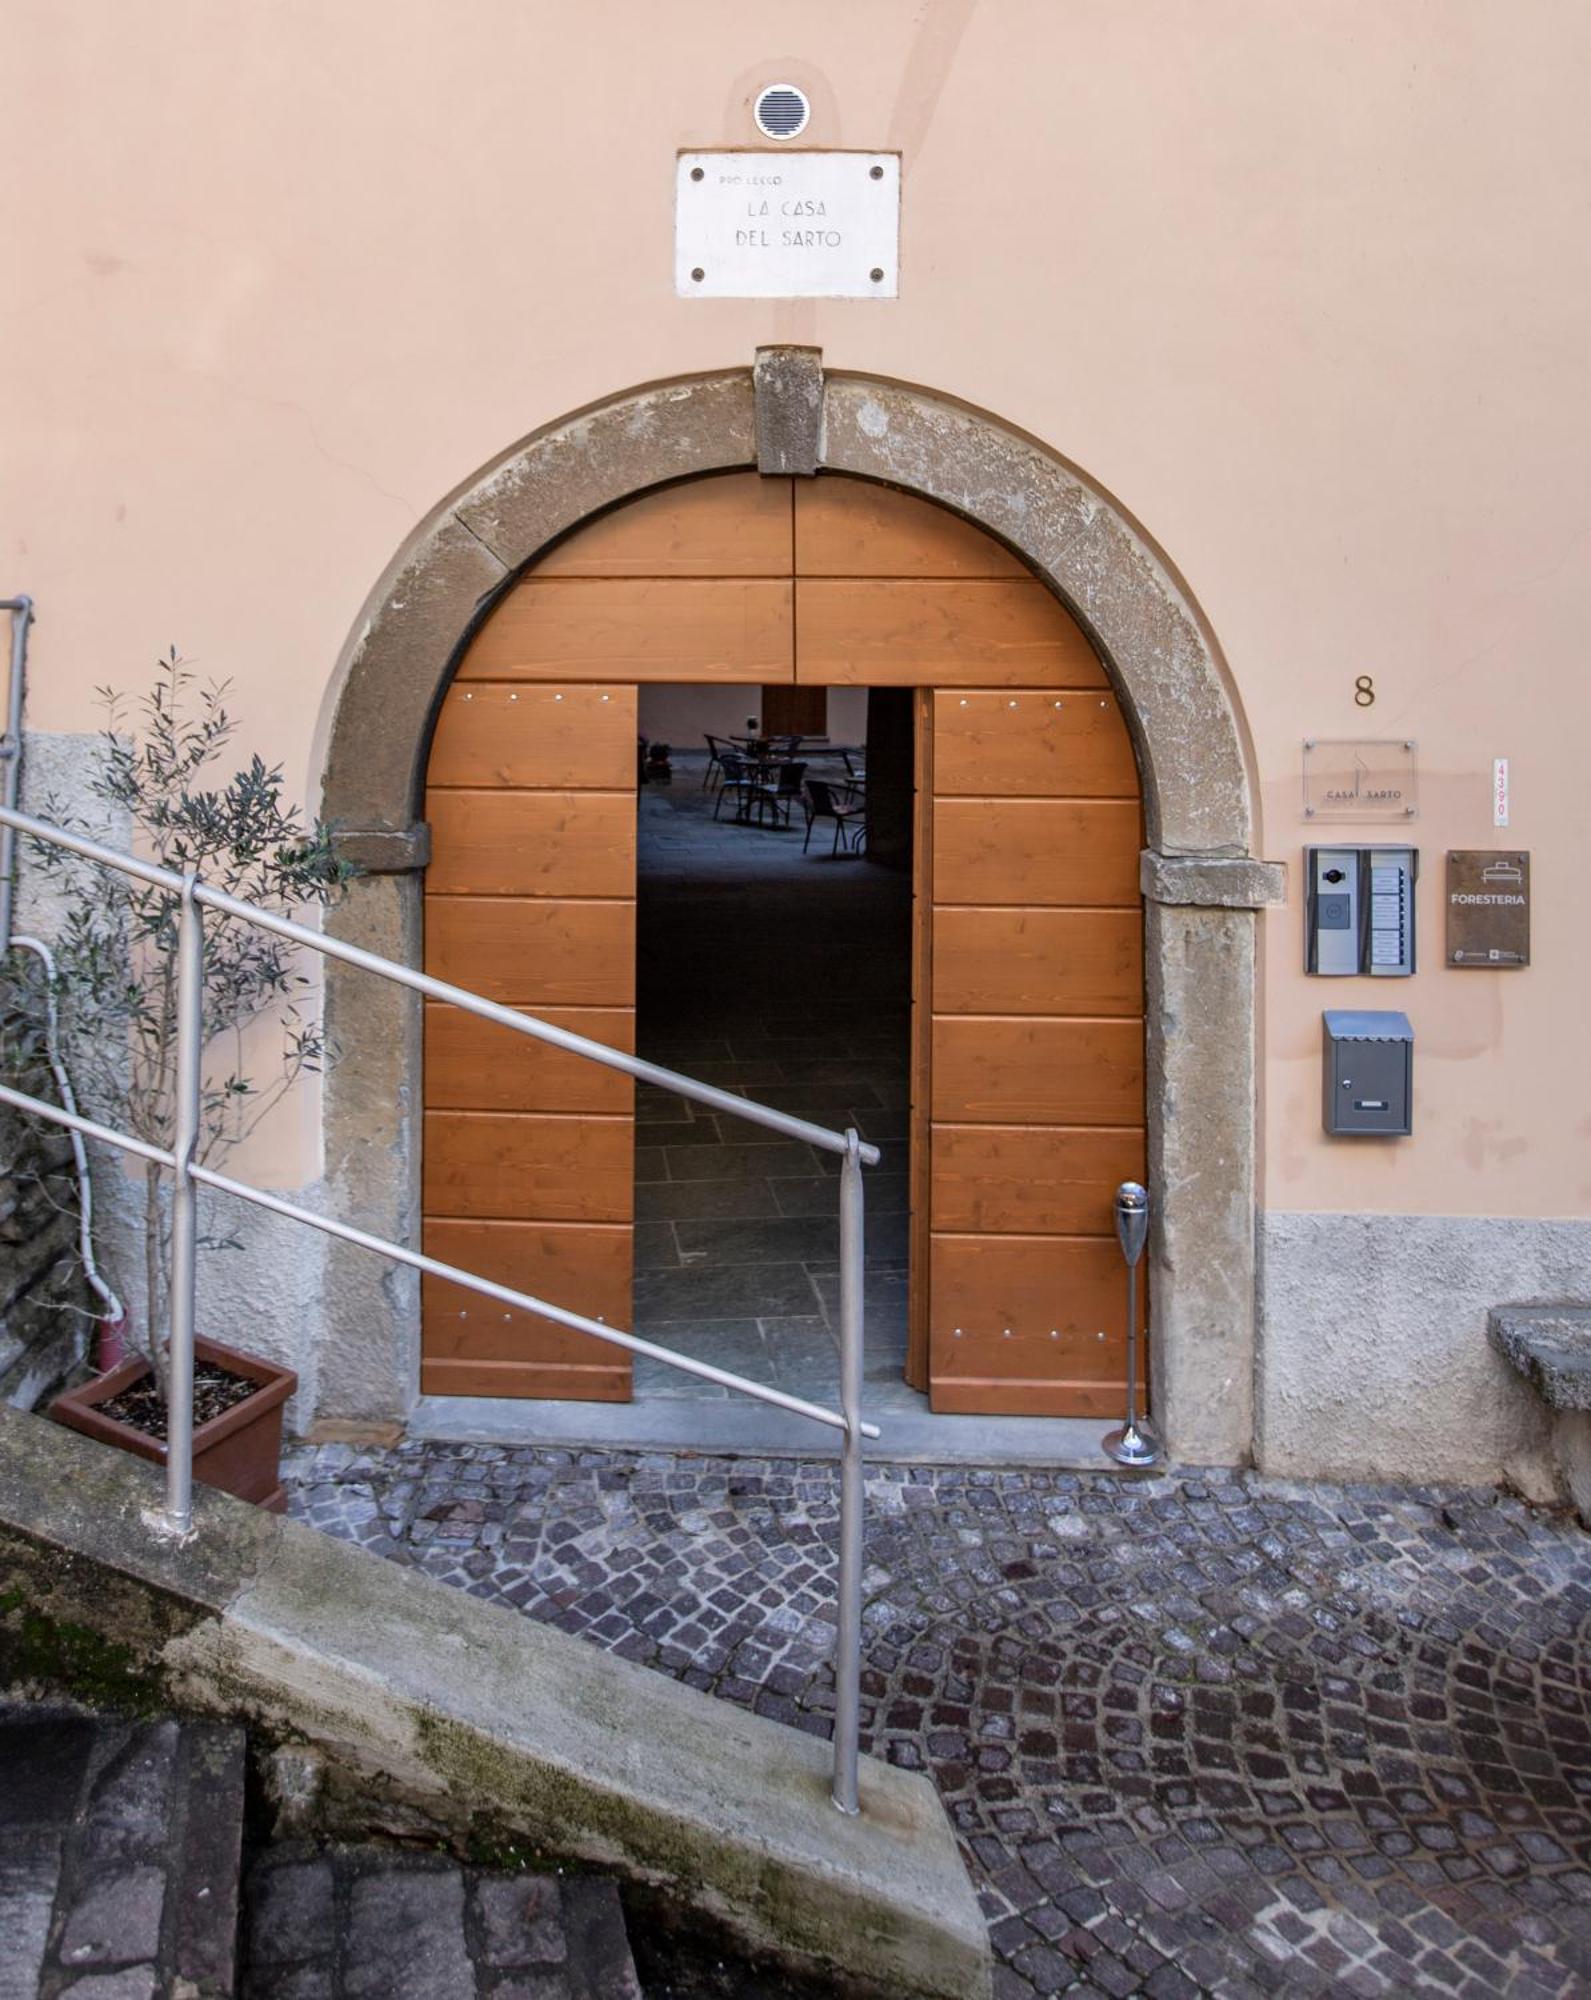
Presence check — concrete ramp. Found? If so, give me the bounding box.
[0,1406,990,1999]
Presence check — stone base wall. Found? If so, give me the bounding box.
[1257,1211,1591,1492]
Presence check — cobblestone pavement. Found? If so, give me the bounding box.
[283,1443,1591,1999]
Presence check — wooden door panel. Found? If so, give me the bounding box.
[930,1125,1146,1234]
[932,689,1138,796]
[929,1233,1142,1417]
[797,581,1105,687]
[425,897,633,1006]
[532,473,791,577]
[932,1018,1144,1125]
[422,1219,633,1357]
[424,1004,634,1114]
[423,669,636,1402]
[421,1353,630,1399]
[930,1232,1141,1338]
[423,1112,632,1223]
[428,683,637,790]
[927,1366,1129,1419]
[796,478,1029,579]
[926,672,1146,1416]
[932,908,1144,1017]
[425,791,634,899]
[932,799,1142,907]
[461,579,794,683]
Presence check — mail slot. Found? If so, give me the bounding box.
[1322,1010,1413,1137]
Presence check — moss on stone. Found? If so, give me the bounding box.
[0,1582,166,1714]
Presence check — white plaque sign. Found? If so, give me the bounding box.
[676,152,899,299]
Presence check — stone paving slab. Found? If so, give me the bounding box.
[0,1705,245,2000]
[285,1442,1591,1998]
[241,1845,642,2000]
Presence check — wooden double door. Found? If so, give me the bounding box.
[420,473,1146,1416]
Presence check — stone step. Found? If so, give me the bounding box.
[0,1701,247,1999]
[240,1844,643,1999]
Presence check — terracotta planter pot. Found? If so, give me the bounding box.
[50,1334,297,1513]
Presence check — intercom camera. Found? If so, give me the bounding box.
[1305,846,1418,976]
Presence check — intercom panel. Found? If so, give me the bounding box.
[1305,846,1417,977]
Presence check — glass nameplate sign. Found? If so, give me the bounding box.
[1301,740,1417,821]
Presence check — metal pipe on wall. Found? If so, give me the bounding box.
[0,596,35,955]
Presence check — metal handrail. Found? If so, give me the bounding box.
[0,798,876,1814]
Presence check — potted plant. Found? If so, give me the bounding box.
[39,652,351,1510]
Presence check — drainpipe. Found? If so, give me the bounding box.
[0,596,125,1337]
[0,596,32,951]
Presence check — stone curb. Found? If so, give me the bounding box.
[1488,1303,1591,1412]
[0,1406,990,2000]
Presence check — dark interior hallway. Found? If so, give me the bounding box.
[632,752,920,1413]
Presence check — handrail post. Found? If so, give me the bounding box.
[831,1127,866,1815]
[161,873,203,1536]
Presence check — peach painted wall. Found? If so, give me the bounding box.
[5,1,1588,1218]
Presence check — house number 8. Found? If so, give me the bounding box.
[1354,675,1376,707]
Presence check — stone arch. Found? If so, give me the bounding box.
[317,360,1281,1463]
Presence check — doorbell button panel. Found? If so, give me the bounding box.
[1305,846,1417,976]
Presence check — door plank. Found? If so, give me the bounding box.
[424,1004,634,1113]
[460,579,794,682]
[929,1232,1141,1413]
[427,684,637,790]
[426,791,634,900]
[796,478,1029,578]
[926,1372,1129,1418]
[424,897,633,1006]
[930,1232,1143,1345]
[422,1219,633,1351]
[930,1125,1146,1234]
[533,473,791,577]
[932,689,1137,796]
[932,798,1142,906]
[932,1017,1145,1126]
[421,1356,631,1399]
[423,1111,632,1222]
[796,580,1105,687]
[906,688,934,1393]
[932,908,1144,1018]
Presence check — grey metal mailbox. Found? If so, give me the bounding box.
[1323,1010,1413,1136]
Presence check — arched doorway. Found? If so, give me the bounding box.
[416,471,1146,1417]
[316,362,1276,1463]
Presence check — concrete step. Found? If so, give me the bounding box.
[0,1701,246,1999]
[240,1844,644,1999]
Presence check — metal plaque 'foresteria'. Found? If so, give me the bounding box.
[1447,850,1531,967]
[676,152,900,298]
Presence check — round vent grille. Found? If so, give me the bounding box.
[754,84,810,140]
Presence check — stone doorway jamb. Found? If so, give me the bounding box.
[316,360,1282,1464]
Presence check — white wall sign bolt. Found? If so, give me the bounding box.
[676,152,900,299]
